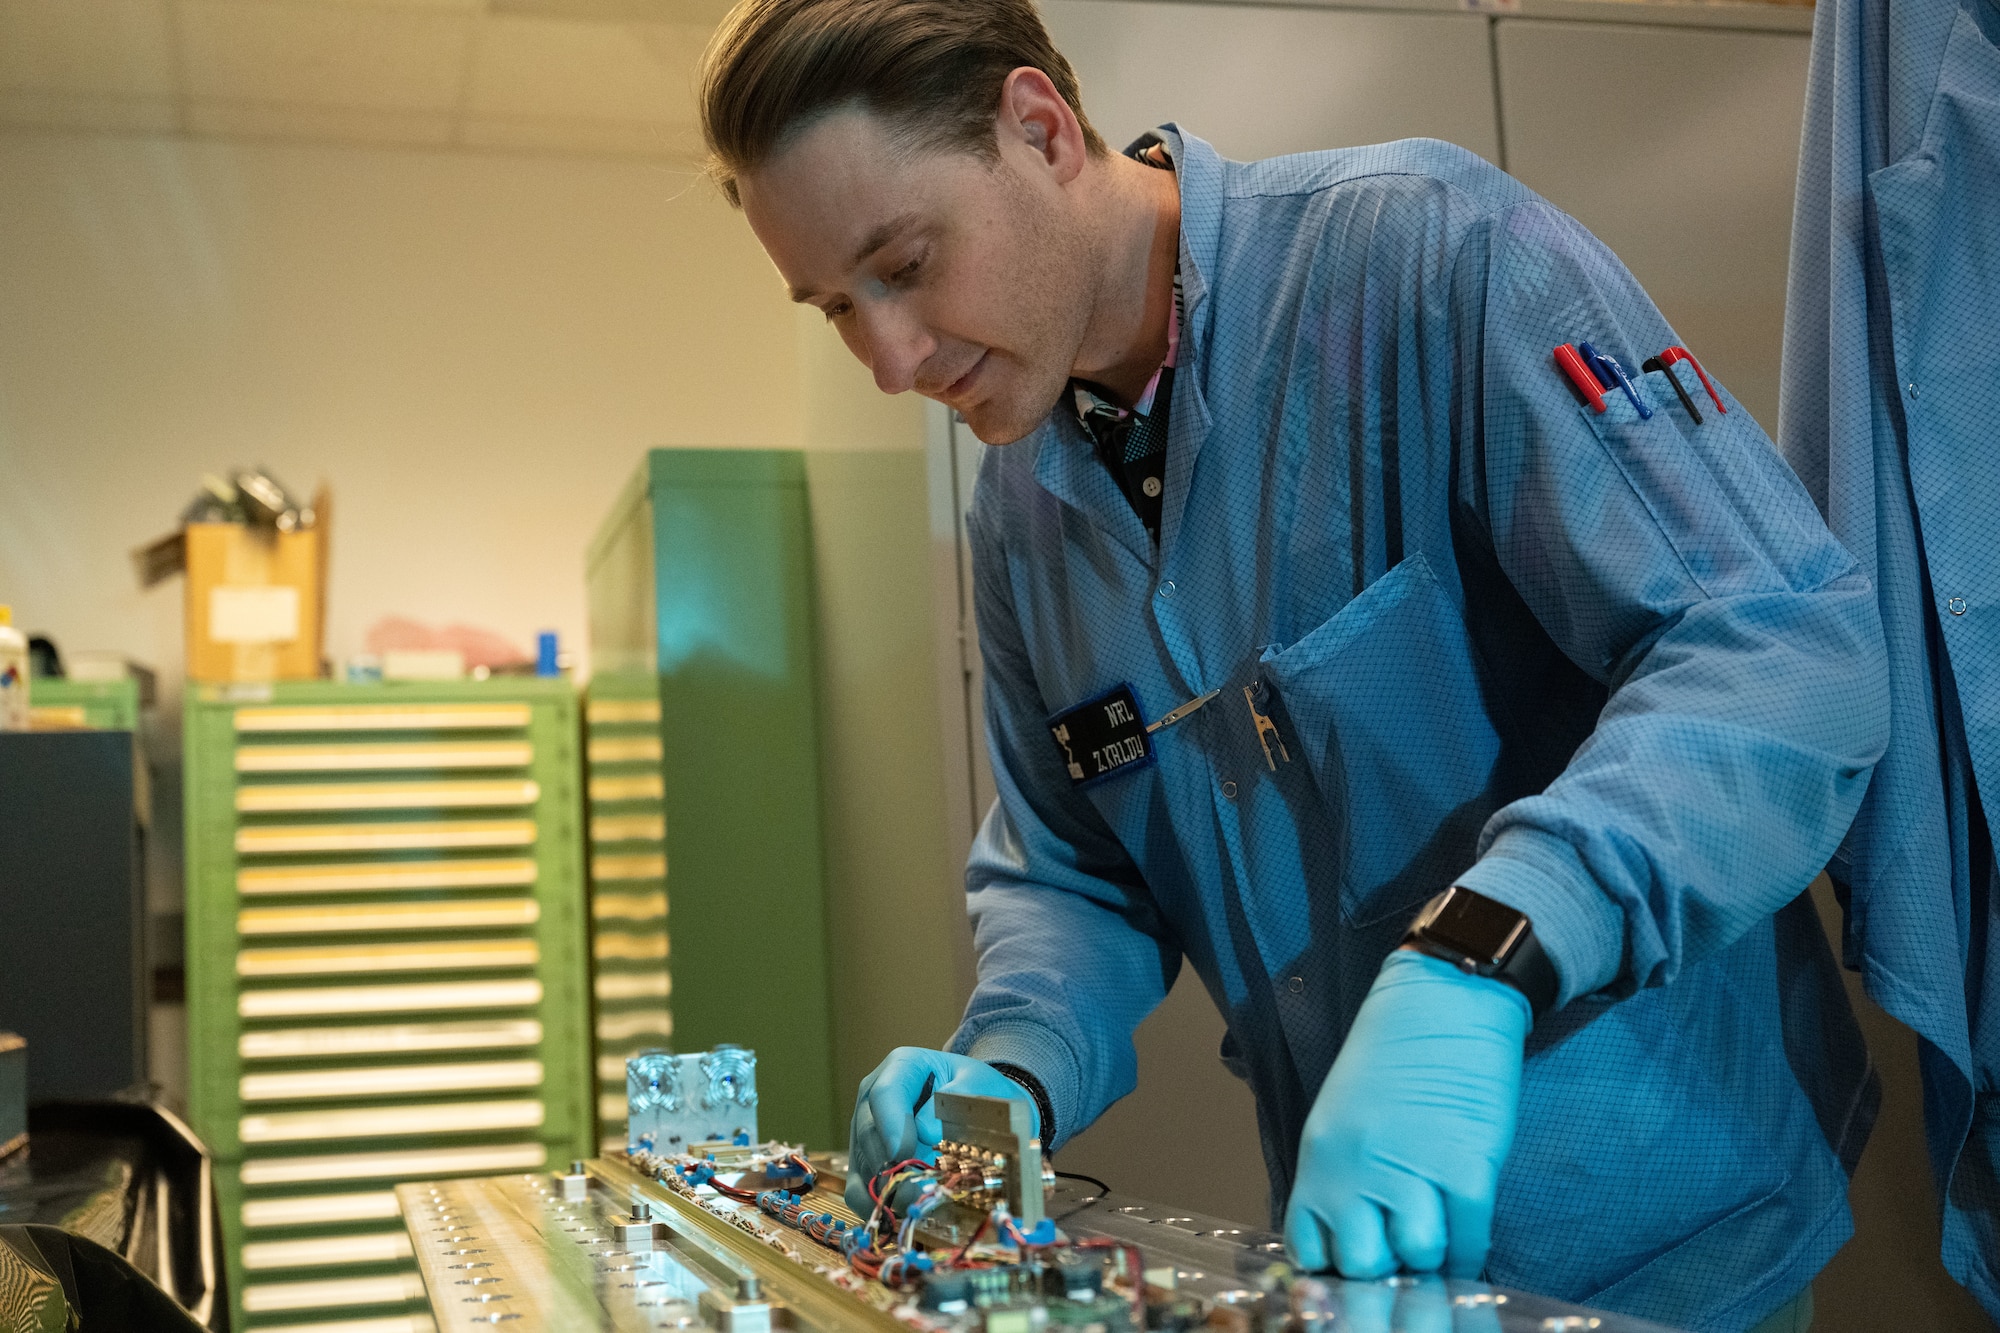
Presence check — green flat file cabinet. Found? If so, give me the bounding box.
[30,677,142,731]
[183,679,595,1333]
[586,449,835,1153]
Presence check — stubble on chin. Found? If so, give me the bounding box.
[961,170,1095,447]
[954,355,1064,445]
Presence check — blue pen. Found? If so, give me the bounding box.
[1577,340,1652,419]
[1575,339,1617,389]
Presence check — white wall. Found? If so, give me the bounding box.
[0,126,809,715]
[0,125,972,1125]
[1044,0,1501,165]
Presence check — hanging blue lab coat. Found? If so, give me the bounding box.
[950,127,1889,1332]
[1779,0,2000,1315]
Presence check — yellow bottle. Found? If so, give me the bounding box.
[0,605,28,731]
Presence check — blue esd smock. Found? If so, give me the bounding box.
[948,128,1889,1332]
[1780,0,2000,1315]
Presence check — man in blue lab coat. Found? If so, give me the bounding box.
[702,1,1887,1327]
[1781,0,2000,1317]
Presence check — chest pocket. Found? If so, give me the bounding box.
[1258,553,1505,927]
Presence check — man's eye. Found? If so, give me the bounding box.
[822,301,852,323]
[886,254,925,286]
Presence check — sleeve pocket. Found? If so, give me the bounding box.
[1576,366,1809,599]
[1258,553,1507,927]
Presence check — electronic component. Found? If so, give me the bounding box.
[933,1090,1053,1229]
[628,1044,759,1154]
[400,1155,1688,1333]
[408,1080,1684,1333]
[558,1157,589,1201]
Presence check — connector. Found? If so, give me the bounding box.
[558,1159,590,1202]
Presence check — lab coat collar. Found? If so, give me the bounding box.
[1154,125,1222,348]
[1151,125,1220,557]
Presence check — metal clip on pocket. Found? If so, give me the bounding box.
[1243,683,1291,772]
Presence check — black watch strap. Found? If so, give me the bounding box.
[987,1062,1057,1148]
[1403,886,1560,1019]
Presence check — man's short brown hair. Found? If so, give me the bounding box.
[699,0,1106,206]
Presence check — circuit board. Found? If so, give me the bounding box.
[399,1149,1689,1333]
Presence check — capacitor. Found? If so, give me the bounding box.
[1050,1253,1103,1301]
[920,1271,972,1314]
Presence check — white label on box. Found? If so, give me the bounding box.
[210,585,301,644]
[382,649,466,681]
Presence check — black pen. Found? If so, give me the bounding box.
[1643,355,1704,425]
[912,1072,937,1116]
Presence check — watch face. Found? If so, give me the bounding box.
[1425,890,1529,964]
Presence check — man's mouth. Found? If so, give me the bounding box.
[939,351,988,403]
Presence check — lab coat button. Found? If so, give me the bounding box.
[1286,976,1304,995]
[1157,581,1176,599]
[1908,382,1919,400]
[1948,596,1968,616]
[1221,780,1238,799]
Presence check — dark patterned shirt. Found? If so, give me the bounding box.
[1069,139,1179,542]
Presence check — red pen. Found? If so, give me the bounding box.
[1554,344,1606,413]
[1660,347,1726,414]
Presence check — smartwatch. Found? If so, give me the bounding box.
[1402,885,1559,1019]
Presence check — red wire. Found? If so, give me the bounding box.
[1075,1239,1147,1327]
[873,1158,930,1195]
[946,1210,991,1268]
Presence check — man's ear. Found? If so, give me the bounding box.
[995,66,1088,185]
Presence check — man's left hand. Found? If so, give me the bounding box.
[1283,949,1530,1280]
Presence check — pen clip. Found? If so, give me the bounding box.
[1661,347,1726,414]
[1642,355,1703,425]
[1575,340,1617,390]
[1579,341,1652,420]
[1146,687,1221,734]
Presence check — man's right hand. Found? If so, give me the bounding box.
[845,1048,1040,1216]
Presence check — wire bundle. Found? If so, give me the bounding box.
[677,1147,1122,1318]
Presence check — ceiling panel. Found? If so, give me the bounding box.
[177,0,477,110]
[0,0,176,96]
[0,87,177,131]
[185,98,454,147]
[0,0,722,158]
[465,16,705,124]
[459,111,701,157]
[489,0,734,22]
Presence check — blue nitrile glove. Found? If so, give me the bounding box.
[845,1048,1041,1216]
[1284,949,1531,1280]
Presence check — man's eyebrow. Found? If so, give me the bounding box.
[787,213,923,304]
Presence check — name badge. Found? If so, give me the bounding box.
[1048,684,1153,787]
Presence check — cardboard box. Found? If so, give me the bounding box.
[184,521,326,683]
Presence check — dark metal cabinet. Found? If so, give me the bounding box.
[0,731,145,1102]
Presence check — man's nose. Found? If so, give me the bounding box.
[855,304,933,396]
